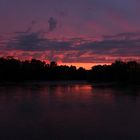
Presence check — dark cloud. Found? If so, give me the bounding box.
[48,17,57,32]
[6,31,72,52]
[103,32,140,40]
[1,31,140,63]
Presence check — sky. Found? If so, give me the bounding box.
[0,0,140,69]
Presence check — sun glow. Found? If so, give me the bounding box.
[59,62,111,70]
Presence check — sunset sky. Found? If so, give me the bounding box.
[0,0,140,69]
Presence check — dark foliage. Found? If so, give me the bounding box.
[89,60,140,83]
[0,57,139,83]
[0,57,87,81]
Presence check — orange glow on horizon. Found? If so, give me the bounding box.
[58,62,111,70]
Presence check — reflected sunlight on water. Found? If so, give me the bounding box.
[0,82,140,140]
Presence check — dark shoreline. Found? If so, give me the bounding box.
[0,80,139,88]
[0,80,88,87]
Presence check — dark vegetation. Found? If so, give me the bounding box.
[0,57,86,81]
[90,60,140,83]
[0,57,140,83]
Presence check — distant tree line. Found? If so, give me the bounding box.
[89,60,140,83]
[0,57,86,81]
[0,57,140,83]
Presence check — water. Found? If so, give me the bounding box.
[0,82,140,140]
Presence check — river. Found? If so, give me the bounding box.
[0,82,140,140]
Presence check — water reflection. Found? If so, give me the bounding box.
[0,82,140,140]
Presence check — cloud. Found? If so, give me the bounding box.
[26,20,36,33]
[103,32,140,40]
[6,31,72,52]
[48,17,57,32]
[0,31,140,63]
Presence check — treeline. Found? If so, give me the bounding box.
[90,60,140,83]
[0,57,87,81]
[0,57,140,83]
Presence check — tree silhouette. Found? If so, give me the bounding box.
[0,57,139,83]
